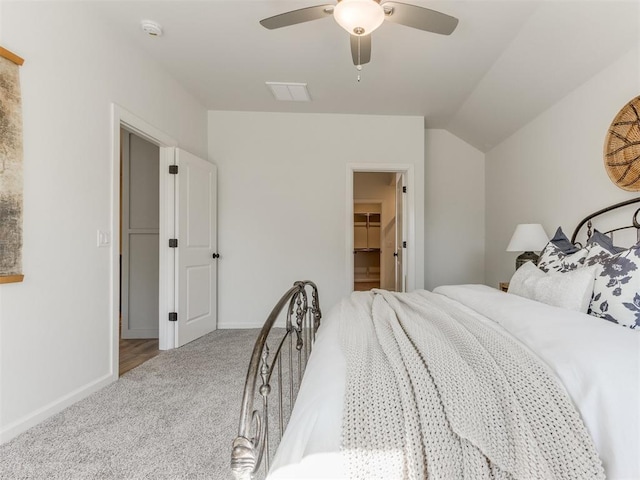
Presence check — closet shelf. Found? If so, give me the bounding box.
[354,276,381,283]
[353,208,381,290]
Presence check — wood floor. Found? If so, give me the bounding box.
[119,338,160,376]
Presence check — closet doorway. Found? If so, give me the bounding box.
[119,128,160,374]
[353,203,382,290]
[353,172,405,292]
[111,104,219,380]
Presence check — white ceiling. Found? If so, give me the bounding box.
[89,0,639,151]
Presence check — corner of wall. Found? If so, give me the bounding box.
[424,128,486,290]
[483,48,639,288]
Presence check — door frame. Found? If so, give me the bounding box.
[346,164,415,294]
[110,104,178,379]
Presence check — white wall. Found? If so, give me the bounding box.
[0,3,207,442]
[485,48,640,288]
[424,129,486,290]
[208,111,424,328]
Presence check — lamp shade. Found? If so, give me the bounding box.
[506,224,549,252]
[333,0,385,36]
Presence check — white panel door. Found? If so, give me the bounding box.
[175,149,217,347]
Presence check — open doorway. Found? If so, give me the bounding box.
[111,104,179,381]
[351,170,407,293]
[111,104,218,379]
[119,128,160,375]
[353,202,382,291]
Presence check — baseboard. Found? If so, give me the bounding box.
[0,372,117,444]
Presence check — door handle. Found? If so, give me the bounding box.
[212,253,220,259]
[393,252,398,257]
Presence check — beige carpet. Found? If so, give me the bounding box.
[0,329,260,480]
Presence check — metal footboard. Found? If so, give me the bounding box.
[231,281,321,480]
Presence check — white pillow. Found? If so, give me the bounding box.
[507,262,596,313]
[508,261,543,298]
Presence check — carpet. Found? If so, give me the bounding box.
[0,329,261,480]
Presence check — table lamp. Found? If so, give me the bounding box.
[506,223,549,270]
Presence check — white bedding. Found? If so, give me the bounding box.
[268,285,640,480]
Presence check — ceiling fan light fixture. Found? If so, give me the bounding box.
[333,0,384,36]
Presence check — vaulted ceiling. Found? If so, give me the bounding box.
[90,1,639,151]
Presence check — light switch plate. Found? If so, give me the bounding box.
[97,230,111,247]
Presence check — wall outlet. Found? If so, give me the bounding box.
[97,230,111,247]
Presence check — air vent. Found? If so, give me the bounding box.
[265,82,311,102]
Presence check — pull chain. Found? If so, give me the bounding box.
[356,35,362,82]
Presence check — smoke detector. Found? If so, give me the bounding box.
[141,20,163,37]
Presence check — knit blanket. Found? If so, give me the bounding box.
[339,290,605,480]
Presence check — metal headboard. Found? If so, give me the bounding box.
[231,281,321,480]
[570,197,640,246]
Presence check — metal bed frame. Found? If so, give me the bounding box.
[231,280,321,480]
[229,198,640,480]
[570,196,640,245]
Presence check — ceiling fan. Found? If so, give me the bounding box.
[260,0,459,68]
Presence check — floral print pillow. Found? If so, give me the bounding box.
[589,243,640,330]
[539,229,623,273]
[583,243,616,267]
[589,230,626,255]
[549,227,581,254]
[581,230,625,268]
[538,243,588,273]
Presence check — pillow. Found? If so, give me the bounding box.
[588,229,626,254]
[582,230,626,267]
[538,227,587,272]
[508,261,596,313]
[549,227,580,254]
[508,262,543,298]
[589,243,640,330]
[538,228,626,272]
[537,243,588,273]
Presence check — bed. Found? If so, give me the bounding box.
[231,199,640,480]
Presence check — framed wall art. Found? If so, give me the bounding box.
[0,46,25,284]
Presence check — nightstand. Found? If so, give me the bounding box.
[499,282,509,292]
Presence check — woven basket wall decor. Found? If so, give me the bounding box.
[604,95,640,191]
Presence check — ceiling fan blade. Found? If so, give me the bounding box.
[350,34,371,66]
[260,5,334,30]
[381,2,458,35]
